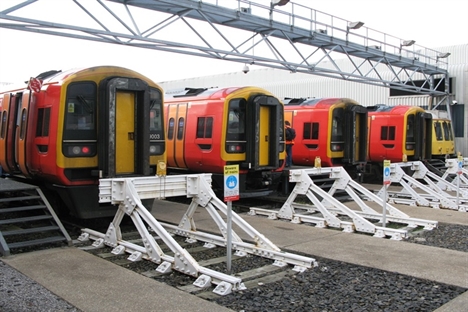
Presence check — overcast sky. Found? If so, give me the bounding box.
[0,0,467,84]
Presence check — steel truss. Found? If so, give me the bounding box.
[376,161,468,212]
[249,167,438,240]
[0,0,451,104]
[79,174,315,295]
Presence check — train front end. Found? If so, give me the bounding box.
[0,66,166,218]
[165,86,285,198]
[284,98,368,170]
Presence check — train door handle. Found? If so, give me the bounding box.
[265,135,268,142]
[128,132,135,140]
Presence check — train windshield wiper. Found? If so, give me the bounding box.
[77,95,93,113]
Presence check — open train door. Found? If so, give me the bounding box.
[98,77,152,178]
[343,104,368,164]
[245,95,283,170]
[414,111,433,160]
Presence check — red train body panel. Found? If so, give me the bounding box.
[0,66,165,218]
[164,86,285,197]
[283,98,368,168]
[367,105,432,163]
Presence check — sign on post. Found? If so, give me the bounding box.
[224,165,239,202]
[458,156,463,175]
[383,160,391,185]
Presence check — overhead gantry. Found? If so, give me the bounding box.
[0,0,453,111]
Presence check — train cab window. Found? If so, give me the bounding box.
[304,122,319,139]
[226,99,246,141]
[330,108,344,151]
[442,122,451,141]
[405,114,415,150]
[177,117,185,140]
[226,99,246,153]
[62,82,97,157]
[447,122,454,141]
[196,117,213,138]
[36,108,51,137]
[434,122,443,141]
[381,126,395,140]
[64,82,96,134]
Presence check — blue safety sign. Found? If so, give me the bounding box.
[383,160,391,185]
[224,165,239,201]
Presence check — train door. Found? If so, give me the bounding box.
[414,112,432,160]
[115,92,135,174]
[343,104,367,164]
[245,95,282,169]
[0,93,20,173]
[99,77,152,178]
[166,103,188,168]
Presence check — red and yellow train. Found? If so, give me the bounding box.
[283,97,368,170]
[367,104,433,163]
[164,86,285,197]
[0,66,165,218]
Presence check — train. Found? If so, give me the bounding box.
[164,86,285,197]
[427,110,456,159]
[366,104,432,163]
[282,99,456,181]
[0,66,166,218]
[283,97,368,178]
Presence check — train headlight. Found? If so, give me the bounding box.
[331,144,342,151]
[226,143,245,153]
[64,143,96,157]
[149,144,163,155]
[406,144,414,150]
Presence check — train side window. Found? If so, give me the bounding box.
[196,117,213,138]
[36,107,51,137]
[197,118,205,138]
[381,126,395,140]
[303,122,319,139]
[167,117,175,140]
[434,123,443,140]
[206,117,213,138]
[19,108,27,140]
[177,117,185,140]
[0,111,7,139]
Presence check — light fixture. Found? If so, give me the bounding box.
[346,21,364,41]
[347,21,364,30]
[271,0,290,7]
[399,40,415,53]
[401,40,416,47]
[436,52,451,62]
[437,52,451,59]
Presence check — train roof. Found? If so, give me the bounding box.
[367,104,425,114]
[283,97,360,107]
[164,86,274,100]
